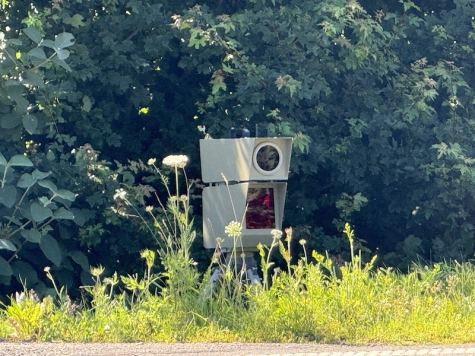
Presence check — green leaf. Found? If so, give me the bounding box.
[63,14,86,28]
[0,152,7,165]
[38,179,58,193]
[69,250,89,271]
[32,169,51,180]
[82,96,92,112]
[54,207,75,220]
[71,208,86,226]
[56,189,76,202]
[55,49,70,61]
[52,57,72,72]
[12,261,38,286]
[30,202,53,222]
[22,114,38,135]
[21,229,41,243]
[7,39,22,46]
[39,196,51,207]
[21,71,45,88]
[55,32,75,49]
[17,173,36,188]
[0,239,16,251]
[0,256,13,276]
[0,185,17,208]
[8,155,33,167]
[28,47,47,60]
[86,191,104,207]
[23,27,42,43]
[40,39,55,49]
[40,234,61,267]
[1,113,22,129]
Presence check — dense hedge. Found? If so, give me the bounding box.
[1,0,474,298]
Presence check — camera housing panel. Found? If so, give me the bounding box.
[200,137,292,250]
[200,138,292,183]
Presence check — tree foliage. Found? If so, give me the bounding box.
[177,0,475,266]
[2,0,475,297]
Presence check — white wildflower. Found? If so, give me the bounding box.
[271,229,282,240]
[225,221,242,239]
[113,188,127,201]
[162,155,188,168]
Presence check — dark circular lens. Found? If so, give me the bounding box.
[255,144,280,172]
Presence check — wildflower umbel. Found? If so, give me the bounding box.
[113,188,128,201]
[225,221,242,239]
[162,155,188,168]
[271,229,282,240]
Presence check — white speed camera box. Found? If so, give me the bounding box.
[200,137,292,250]
[200,138,292,183]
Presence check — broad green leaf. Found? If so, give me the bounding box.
[42,224,54,233]
[81,270,93,285]
[23,27,42,43]
[86,191,104,207]
[69,250,89,271]
[63,14,86,28]
[53,196,71,209]
[28,47,46,60]
[52,57,72,72]
[59,224,72,239]
[0,239,16,251]
[55,49,70,61]
[30,55,47,68]
[0,256,12,276]
[55,32,75,49]
[0,152,6,165]
[21,229,41,243]
[39,196,53,207]
[0,185,17,208]
[0,166,14,185]
[71,208,86,226]
[12,260,38,286]
[17,173,36,188]
[5,79,20,87]
[32,169,51,180]
[1,113,22,129]
[82,96,92,112]
[56,189,76,202]
[21,71,44,88]
[0,274,11,285]
[46,150,55,161]
[40,234,61,266]
[53,207,75,220]
[8,155,33,167]
[22,114,38,134]
[7,39,22,46]
[30,202,53,222]
[38,179,58,193]
[40,39,55,49]
[14,97,29,113]
[5,216,22,226]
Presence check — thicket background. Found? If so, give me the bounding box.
[1,0,475,299]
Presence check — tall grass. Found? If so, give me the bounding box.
[1,156,475,344]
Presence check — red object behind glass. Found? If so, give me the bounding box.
[245,187,275,229]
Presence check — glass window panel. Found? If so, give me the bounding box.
[245,187,275,229]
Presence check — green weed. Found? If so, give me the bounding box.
[2,169,475,344]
